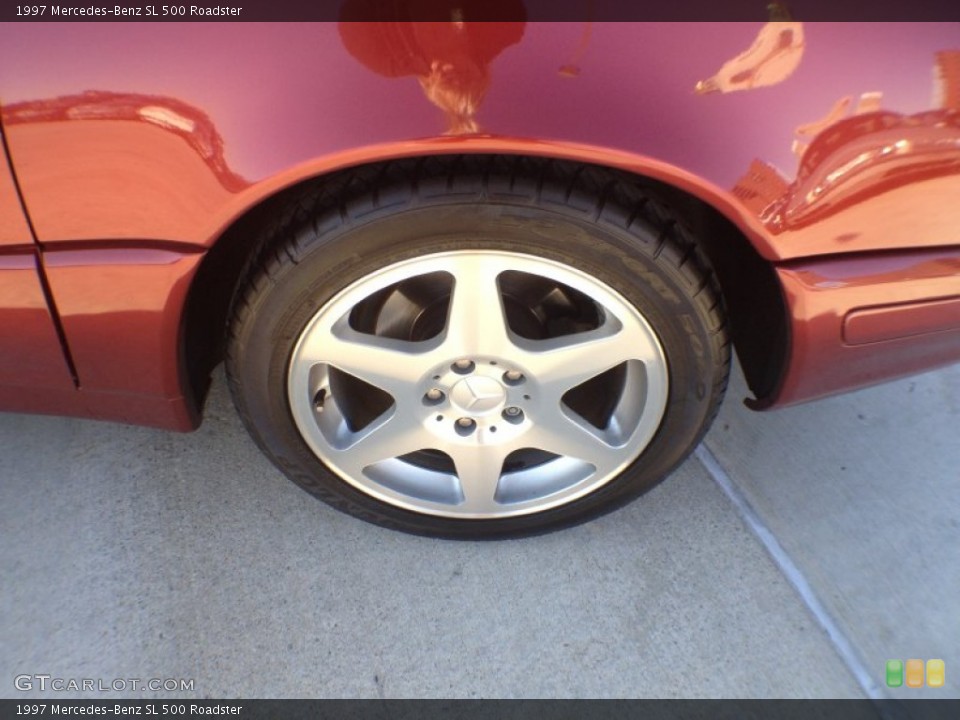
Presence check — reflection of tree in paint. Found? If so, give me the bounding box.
[731,159,790,216]
[695,21,804,95]
[2,90,248,192]
[338,0,525,135]
[558,22,592,78]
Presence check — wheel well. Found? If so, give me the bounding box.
[181,155,788,414]
[636,176,789,405]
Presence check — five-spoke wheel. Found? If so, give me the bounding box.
[227,157,729,537]
[287,251,669,519]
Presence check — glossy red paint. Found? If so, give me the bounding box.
[0,254,73,390]
[0,136,33,248]
[769,249,960,407]
[1,23,957,259]
[42,247,203,397]
[844,296,960,346]
[765,108,960,257]
[0,244,199,429]
[0,21,957,429]
[0,138,76,394]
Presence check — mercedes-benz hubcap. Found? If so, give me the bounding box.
[450,376,505,415]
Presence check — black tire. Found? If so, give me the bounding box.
[226,156,729,538]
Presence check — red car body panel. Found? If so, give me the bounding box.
[0,146,75,393]
[768,249,960,408]
[0,144,32,247]
[43,247,203,397]
[0,20,958,429]
[0,255,74,390]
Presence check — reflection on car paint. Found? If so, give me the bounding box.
[695,20,805,95]
[726,50,960,257]
[2,91,249,192]
[339,0,526,135]
[0,139,34,247]
[774,108,960,231]
[2,90,249,243]
[557,21,592,78]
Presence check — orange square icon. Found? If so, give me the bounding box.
[927,659,945,688]
[905,659,925,688]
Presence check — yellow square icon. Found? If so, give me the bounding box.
[906,659,925,688]
[927,659,945,688]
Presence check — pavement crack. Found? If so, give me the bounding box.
[694,442,886,701]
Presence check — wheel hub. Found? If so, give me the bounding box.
[422,358,528,441]
[449,375,506,416]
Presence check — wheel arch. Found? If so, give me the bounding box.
[182,146,789,416]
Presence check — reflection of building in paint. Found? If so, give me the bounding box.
[935,51,960,109]
[781,47,960,226]
[338,0,525,135]
[695,21,804,95]
[731,159,790,216]
[792,93,887,159]
[791,51,960,161]
[768,109,960,231]
[729,48,960,233]
[2,91,247,191]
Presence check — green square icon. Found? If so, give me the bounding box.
[886,659,904,687]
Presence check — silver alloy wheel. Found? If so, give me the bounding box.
[287,250,669,519]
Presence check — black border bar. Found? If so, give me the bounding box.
[2,0,960,22]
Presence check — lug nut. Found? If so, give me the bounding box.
[425,388,444,402]
[502,407,525,424]
[505,370,523,381]
[452,359,475,374]
[455,417,477,435]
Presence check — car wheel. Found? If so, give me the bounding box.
[226,157,729,538]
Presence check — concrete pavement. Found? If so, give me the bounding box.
[704,364,960,700]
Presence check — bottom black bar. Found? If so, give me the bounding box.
[3,700,960,720]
